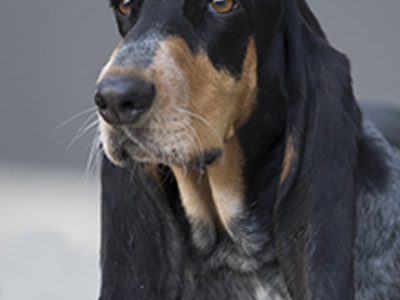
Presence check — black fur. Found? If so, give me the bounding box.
[99,158,186,300]
[98,0,400,299]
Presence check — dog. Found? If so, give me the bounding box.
[94,0,400,299]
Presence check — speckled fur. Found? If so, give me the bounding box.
[354,121,400,300]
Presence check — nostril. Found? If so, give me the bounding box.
[120,100,136,113]
[94,94,108,110]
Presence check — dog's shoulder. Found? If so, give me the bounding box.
[358,119,400,193]
[355,120,400,299]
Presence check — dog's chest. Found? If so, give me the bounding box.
[254,284,289,300]
[182,259,290,300]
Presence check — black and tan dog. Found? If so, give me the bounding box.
[94,0,400,299]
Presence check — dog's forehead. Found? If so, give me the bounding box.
[110,0,187,14]
[109,0,262,75]
[110,0,261,24]
[116,0,199,39]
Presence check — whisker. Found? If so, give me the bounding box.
[66,115,99,150]
[173,107,224,150]
[172,131,188,176]
[180,120,205,171]
[167,115,203,165]
[82,131,102,182]
[54,107,97,131]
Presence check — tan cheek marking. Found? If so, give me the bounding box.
[152,38,257,153]
[231,38,259,129]
[171,167,217,228]
[195,38,256,150]
[157,38,257,234]
[184,52,236,146]
[206,136,245,234]
[188,39,258,145]
[280,135,296,184]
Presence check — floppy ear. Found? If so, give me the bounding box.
[99,155,184,300]
[274,1,361,299]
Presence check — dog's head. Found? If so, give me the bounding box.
[95,0,285,168]
[96,1,365,299]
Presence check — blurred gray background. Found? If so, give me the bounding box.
[0,1,399,300]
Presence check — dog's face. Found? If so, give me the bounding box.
[95,0,278,168]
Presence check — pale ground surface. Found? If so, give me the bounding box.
[0,162,101,300]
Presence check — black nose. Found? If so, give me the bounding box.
[94,75,156,125]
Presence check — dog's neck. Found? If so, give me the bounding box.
[171,135,245,248]
[170,98,286,254]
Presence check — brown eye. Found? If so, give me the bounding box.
[118,0,132,16]
[209,0,236,14]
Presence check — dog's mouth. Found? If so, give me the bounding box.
[99,108,224,169]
